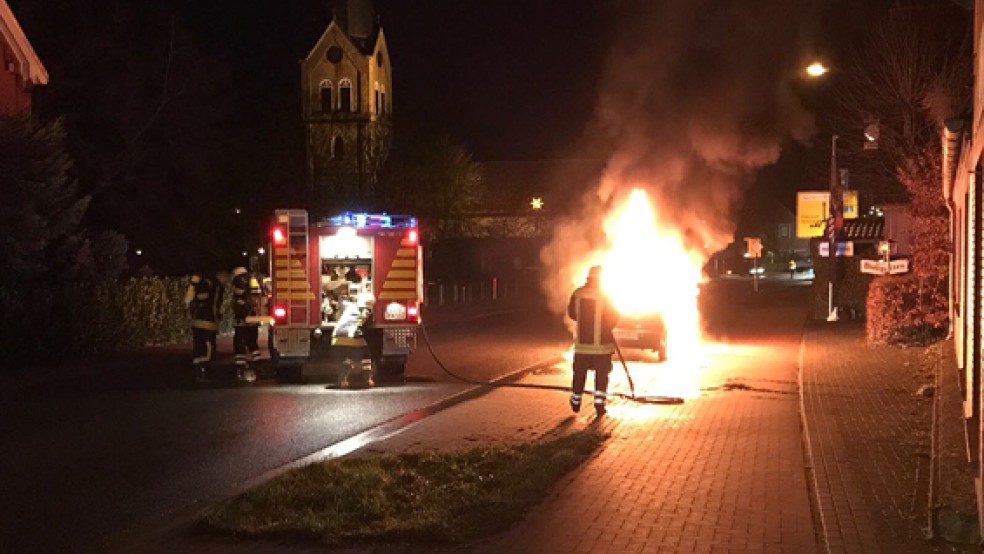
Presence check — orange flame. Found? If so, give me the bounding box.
[575,188,704,399]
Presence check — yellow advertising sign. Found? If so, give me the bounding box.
[796,190,859,238]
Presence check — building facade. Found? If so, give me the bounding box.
[302,0,392,208]
[943,0,984,533]
[0,0,47,115]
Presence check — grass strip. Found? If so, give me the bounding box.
[198,428,607,545]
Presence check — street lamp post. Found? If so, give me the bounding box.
[827,134,842,322]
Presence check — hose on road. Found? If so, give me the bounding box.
[419,322,684,405]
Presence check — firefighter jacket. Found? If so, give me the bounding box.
[231,268,258,325]
[567,283,620,355]
[332,302,368,348]
[185,274,223,331]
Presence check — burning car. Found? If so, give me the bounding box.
[613,311,668,361]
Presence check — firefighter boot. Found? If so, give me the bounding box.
[594,403,607,417]
[569,393,582,413]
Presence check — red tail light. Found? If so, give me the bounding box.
[273,305,287,320]
[271,226,286,246]
[406,229,418,245]
[407,303,419,322]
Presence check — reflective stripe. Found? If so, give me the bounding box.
[573,343,615,354]
[571,393,583,400]
[333,337,367,347]
[193,320,217,331]
[192,356,209,365]
[205,340,213,362]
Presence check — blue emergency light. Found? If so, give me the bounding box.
[321,212,416,229]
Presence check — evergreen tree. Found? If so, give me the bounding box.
[0,116,126,284]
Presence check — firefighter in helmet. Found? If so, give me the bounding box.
[567,265,620,416]
[184,270,227,383]
[231,267,261,381]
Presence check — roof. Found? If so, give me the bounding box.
[0,0,47,86]
[837,217,884,242]
[304,18,381,63]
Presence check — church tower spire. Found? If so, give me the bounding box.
[303,0,391,210]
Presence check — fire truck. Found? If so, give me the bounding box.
[267,209,422,383]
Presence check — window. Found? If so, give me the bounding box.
[339,78,352,112]
[319,80,332,113]
[381,89,386,115]
[374,82,380,115]
[332,136,344,160]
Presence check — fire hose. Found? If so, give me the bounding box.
[418,322,685,405]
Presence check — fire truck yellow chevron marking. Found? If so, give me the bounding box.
[383,280,416,289]
[274,270,307,278]
[396,249,415,257]
[274,259,305,268]
[378,290,417,300]
[386,270,416,279]
[391,259,416,268]
[280,292,315,300]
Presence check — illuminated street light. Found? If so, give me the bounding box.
[242,251,248,257]
[135,249,143,256]
[805,62,828,78]
[257,247,266,255]
[530,197,544,210]
[234,207,242,215]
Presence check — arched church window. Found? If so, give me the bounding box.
[374,82,380,115]
[339,78,353,113]
[332,136,344,160]
[380,85,387,115]
[319,79,332,113]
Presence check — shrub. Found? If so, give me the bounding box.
[0,276,233,369]
[867,273,947,345]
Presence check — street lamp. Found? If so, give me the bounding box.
[806,61,828,78]
[257,247,266,256]
[530,197,544,210]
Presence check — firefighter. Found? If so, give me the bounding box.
[184,270,226,383]
[231,267,260,381]
[331,296,373,388]
[567,265,620,416]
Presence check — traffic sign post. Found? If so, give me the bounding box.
[745,237,762,292]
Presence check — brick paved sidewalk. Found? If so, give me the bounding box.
[801,321,952,553]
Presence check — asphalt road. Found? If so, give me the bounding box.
[0,279,807,554]
[0,306,570,554]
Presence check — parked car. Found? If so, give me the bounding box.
[613,311,668,362]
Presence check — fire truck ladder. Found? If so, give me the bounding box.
[273,209,313,326]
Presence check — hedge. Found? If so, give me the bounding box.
[866,273,947,345]
[0,276,233,368]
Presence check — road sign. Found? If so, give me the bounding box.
[860,259,909,275]
[818,241,853,257]
[796,191,860,238]
[744,237,762,258]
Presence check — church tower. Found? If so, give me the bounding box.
[302,0,392,208]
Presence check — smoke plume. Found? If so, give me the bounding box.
[541,0,819,311]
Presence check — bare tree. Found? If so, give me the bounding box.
[826,3,971,203]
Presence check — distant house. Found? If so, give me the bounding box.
[0,0,47,115]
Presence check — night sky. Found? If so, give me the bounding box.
[176,0,612,161]
[8,0,934,273]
